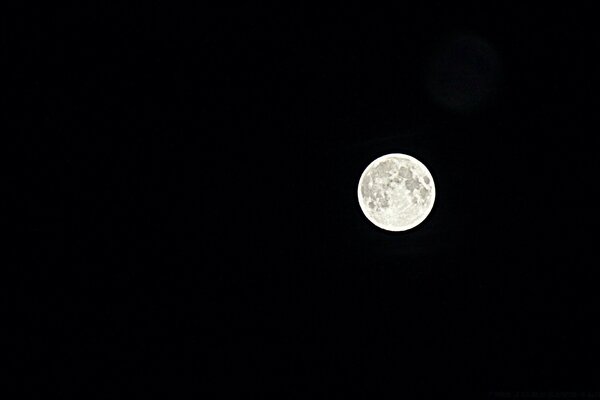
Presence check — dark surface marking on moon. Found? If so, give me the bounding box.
[405,178,421,191]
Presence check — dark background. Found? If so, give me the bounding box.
[9,2,600,396]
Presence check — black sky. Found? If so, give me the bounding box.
[10,2,600,396]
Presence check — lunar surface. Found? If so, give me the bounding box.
[357,153,435,231]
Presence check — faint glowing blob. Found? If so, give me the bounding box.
[425,34,501,112]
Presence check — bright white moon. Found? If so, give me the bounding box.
[357,153,436,231]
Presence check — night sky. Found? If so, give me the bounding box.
[10,3,600,396]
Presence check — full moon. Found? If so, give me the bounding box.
[357,153,436,231]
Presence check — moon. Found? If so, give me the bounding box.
[357,153,436,231]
